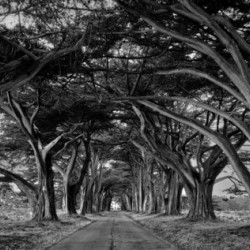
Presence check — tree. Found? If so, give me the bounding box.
[131,101,248,218]
[54,142,81,215]
[1,0,250,222]
[0,91,82,220]
[114,0,250,217]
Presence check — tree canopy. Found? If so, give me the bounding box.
[0,0,250,221]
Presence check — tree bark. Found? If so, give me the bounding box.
[122,193,132,211]
[186,179,216,219]
[168,171,182,215]
[54,144,80,215]
[1,93,61,221]
[64,184,77,214]
[147,180,155,214]
[102,190,112,211]
[32,153,58,221]
[138,164,144,212]
[132,184,139,212]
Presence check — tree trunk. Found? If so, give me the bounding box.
[99,191,106,212]
[31,151,58,221]
[80,183,87,215]
[155,195,159,213]
[122,193,132,211]
[147,181,155,213]
[142,193,148,212]
[44,166,58,220]
[57,144,79,215]
[34,185,45,221]
[133,185,139,212]
[92,182,101,213]
[87,181,94,213]
[33,160,58,221]
[158,167,167,214]
[2,94,61,221]
[70,138,92,215]
[103,191,112,211]
[80,177,94,214]
[166,170,183,215]
[64,184,77,215]
[138,165,144,212]
[186,180,216,219]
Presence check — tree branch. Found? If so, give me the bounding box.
[0,34,38,60]
[178,0,250,84]
[0,25,89,92]
[156,68,248,107]
[117,0,250,103]
[30,89,40,127]
[137,99,250,195]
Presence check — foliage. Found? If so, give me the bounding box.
[0,0,250,221]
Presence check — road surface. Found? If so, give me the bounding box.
[48,212,178,250]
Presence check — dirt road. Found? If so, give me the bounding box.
[48,212,178,250]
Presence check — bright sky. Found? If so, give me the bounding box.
[214,168,238,196]
[214,141,250,197]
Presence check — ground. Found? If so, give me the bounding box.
[128,211,250,250]
[48,212,175,250]
[0,209,92,249]
[1,208,250,249]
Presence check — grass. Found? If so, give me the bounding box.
[1,207,250,249]
[127,211,250,250]
[0,209,92,249]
